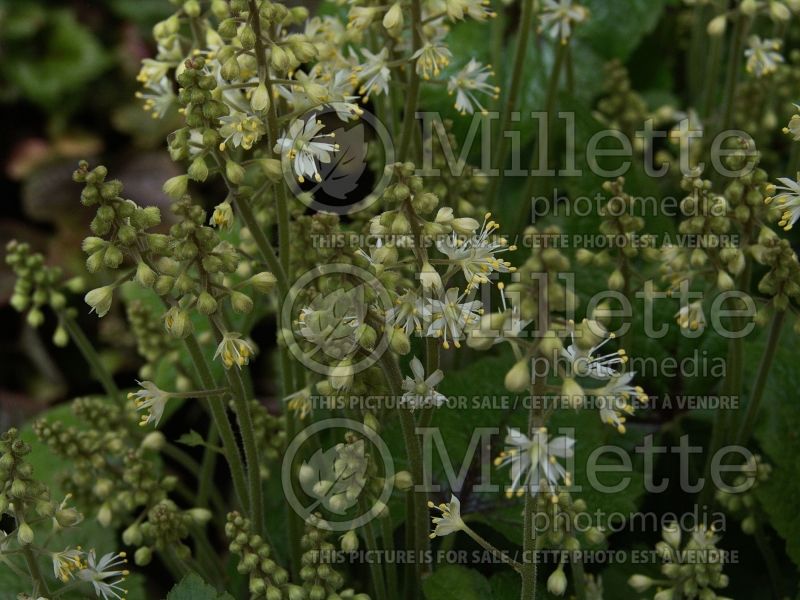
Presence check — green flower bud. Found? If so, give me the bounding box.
[251,82,270,112]
[53,326,69,347]
[197,291,218,315]
[188,507,213,525]
[390,328,411,355]
[504,359,530,392]
[393,471,413,491]
[85,286,114,317]
[226,161,246,185]
[154,275,175,296]
[230,291,253,314]
[141,431,166,451]
[249,271,277,293]
[27,308,44,328]
[163,174,189,200]
[188,156,209,182]
[136,262,157,287]
[135,546,152,566]
[628,574,654,593]
[258,158,283,182]
[123,523,143,546]
[271,44,290,72]
[221,56,241,81]
[547,565,567,596]
[17,521,34,545]
[103,245,124,269]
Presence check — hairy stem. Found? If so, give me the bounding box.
[398,0,423,160]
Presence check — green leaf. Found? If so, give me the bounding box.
[166,573,234,600]
[2,10,110,110]
[576,0,669,61]
[177,430,207,448]
[423,564,493,600]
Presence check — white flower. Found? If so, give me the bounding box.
[274,115,339,183]
[51,547,85,582]
[135,76,176,119]
[445,0,496,21]
[136,58,171,87]
[387,290,426,335]
[591,372,648,434]
[424,287,483,349]
[412,42,453,80]
[447,60,500,115]
[85,286,114,318]
[539,0,589,44]
[494,427,575,497]
[348,6,379,30]
[744,36,784,78]
[675,300,706,331]
[783,106,800,140]
[561,321,627,379]
[218,111,266,151]
[214,331,256,369]
[766,176,800,230]
[77,550,129,600]
[129,380,171,427]
[401,356,446,408]
[352,48,392,100]
[436,212,516,288]
[428,495,466,537]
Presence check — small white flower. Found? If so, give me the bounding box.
[85,286,114,318]
[77,550,129,600]
[436,212,516,288]
[447,60,500,115]
[428,495,466,537]
[591,372,648,434]
[745,36,784,78]
[424,287,483,349]
[352,48,392,100]
[129,380,171,427]
[675,300,706,331]
[52,547,85,582]
[401,356,446,408]
[766,176,800,230]
[445,0,496,21]
[274,115,339,183]
[561,321,627,379]
[539,0,589,44]
[214,331,256,369]
[494,427,575,497]
[135,76,176,119]
[387,290,426,335]
[218,111,266,151]
[783,106,800,140]
[412,42,453,80]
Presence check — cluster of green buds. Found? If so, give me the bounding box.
[751,227,800,312]
[659,176,737,293]
[534,491,606,554]
[249,400,286,478]
[594,60,651,141]
[299,516,370,600]
[0,428,56,546]
[721,146,773,234]
[715,454,771,535]
[126,299,189,383]
[226,511,295,599]
[5,240,80,345]
[577,177,654,292]
[628,523,731,600]
[129,499,211,566]
[33,397,178,529]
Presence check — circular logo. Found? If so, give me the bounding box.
[281,263,393,377]
[281,418,395,531]
[277,104,395,215]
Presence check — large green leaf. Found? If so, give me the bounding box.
[166,573,234,600]
[423,564,493,600]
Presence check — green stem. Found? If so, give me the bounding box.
[197,420,219,509]
[398,0,423,160]
[21,543,49,596]
[736,310,785,445]
[58,311,120,402]
[463,525,522,571]
[378,353,430,586]
[361,502,389,600]
[570,556,587,600]
[214,326,264,536]
[518,41,568,230]
[381,514,399,600]
[489,0,535,205]
[184,335,250,514]
[720,13,748,135]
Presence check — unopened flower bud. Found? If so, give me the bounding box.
[163,174,189,199]
[504,359,530,392]
[341,530,359,552]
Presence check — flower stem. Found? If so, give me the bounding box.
[381,513,400,600]
[489,0,535,206]
[378,352,430,585]
[398,0,423,160]
[183,334,250,514]
[463,525,522,571]
[361,500,389,600]
[736,310,785,445]
[719,12,748,135]
[518,41,568,230]
[21,541,48,596]
[58,311,120,402]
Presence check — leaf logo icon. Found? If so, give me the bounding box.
[311,121,368,201]
[299,439,368,515]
